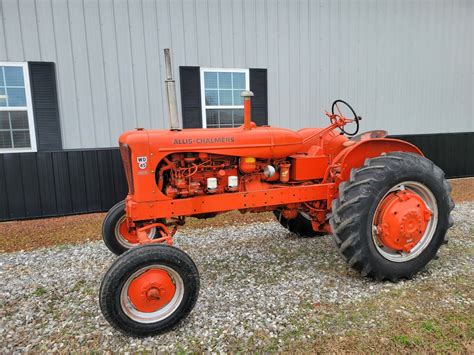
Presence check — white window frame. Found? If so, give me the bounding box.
[199,68,250,128]
[0,62,37,153]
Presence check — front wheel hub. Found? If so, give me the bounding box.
[127,269,176,313]
[118,218,139,244]
[375,190,432,252]
[115,216,158,248]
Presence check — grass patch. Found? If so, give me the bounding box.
[241,273,474,353]
[72,280,86,292]
[33,286,47,296]
[392,334,422,347]
[421,320,443,338]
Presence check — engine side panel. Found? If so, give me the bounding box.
[290,155,329,180]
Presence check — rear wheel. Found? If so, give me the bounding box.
[274,210,325,237]
[330,152,454,281]
[99,244,200,336]
[102,200,158,255]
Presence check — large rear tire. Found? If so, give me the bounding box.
[99,244,200,337]
[102,200,158,255]
[273,210,325,237]
[330,152,454,281]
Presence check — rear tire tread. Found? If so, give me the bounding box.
[330,152,454,281]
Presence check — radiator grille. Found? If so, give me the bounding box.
[119,143,134,194]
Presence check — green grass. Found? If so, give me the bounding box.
[392,334,422,347]
[421,320,443,338]
[33,286,47,296]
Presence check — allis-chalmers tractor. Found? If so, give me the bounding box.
[99,54,453,337]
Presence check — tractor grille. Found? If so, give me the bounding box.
[119,143,134,194]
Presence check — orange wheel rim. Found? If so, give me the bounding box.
[120,265,184,323]
[372,182,438,262]
[374,189,431,253]
[127,269,176,313]
[118,218,139,244]
[116,217,158,247]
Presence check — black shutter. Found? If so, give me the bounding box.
[28,62,62,151]
[249,68,268,126]
[179,66,202,128]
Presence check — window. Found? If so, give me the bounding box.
[0,63,36,152]
[200,68,249,128]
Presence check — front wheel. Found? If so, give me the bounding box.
[99,244,200,336]
[330,152,454,281]
[102,200,158,255]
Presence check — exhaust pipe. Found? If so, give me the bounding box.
[241,90,254,130]
[164,48,181,130]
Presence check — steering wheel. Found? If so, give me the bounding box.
[331,100,360,136]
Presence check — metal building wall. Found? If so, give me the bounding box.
[0,0,472,149]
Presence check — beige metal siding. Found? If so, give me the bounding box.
[0,0,472,149]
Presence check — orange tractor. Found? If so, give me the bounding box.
[99,53,453,337]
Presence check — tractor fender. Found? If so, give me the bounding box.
[334,138,423,182]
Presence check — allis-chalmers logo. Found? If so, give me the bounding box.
[173,137,235,145]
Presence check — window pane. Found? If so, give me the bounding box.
[218,72,232,89]
[203,70,247,112]
[0,66,32,150]
[233,90,243,105]
[206,109,219,126]
[0,87,6,107]
[233,109,244,125]
[6,87,27,106]
[4,67,24,86]
[11,111,29,129]
[0,131,12,148]
[205,90,218,105]
[0,112,9,129]
[219,109,233,125]
[206,109,244,128]
[204,72,217,89]
[219,90,233,105]
[233,73,245,89]
[12,130,31,148]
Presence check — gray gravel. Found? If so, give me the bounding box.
[1,202,473,352]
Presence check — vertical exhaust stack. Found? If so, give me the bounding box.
[241,90,254,130]
[164,48,181,130]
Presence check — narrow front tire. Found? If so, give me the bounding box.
[99,244,200,336]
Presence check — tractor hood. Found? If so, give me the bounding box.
[120,126,326,159]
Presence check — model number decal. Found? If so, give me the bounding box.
[137,156,147,170]
[172,137,235,145]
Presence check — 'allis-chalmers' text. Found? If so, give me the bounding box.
[173,137,235,145]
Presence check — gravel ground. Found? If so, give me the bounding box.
[1,203,473,352]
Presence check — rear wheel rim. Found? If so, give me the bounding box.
[371,181,438,262]
[120,264,184,323]
[115,216,157,248]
